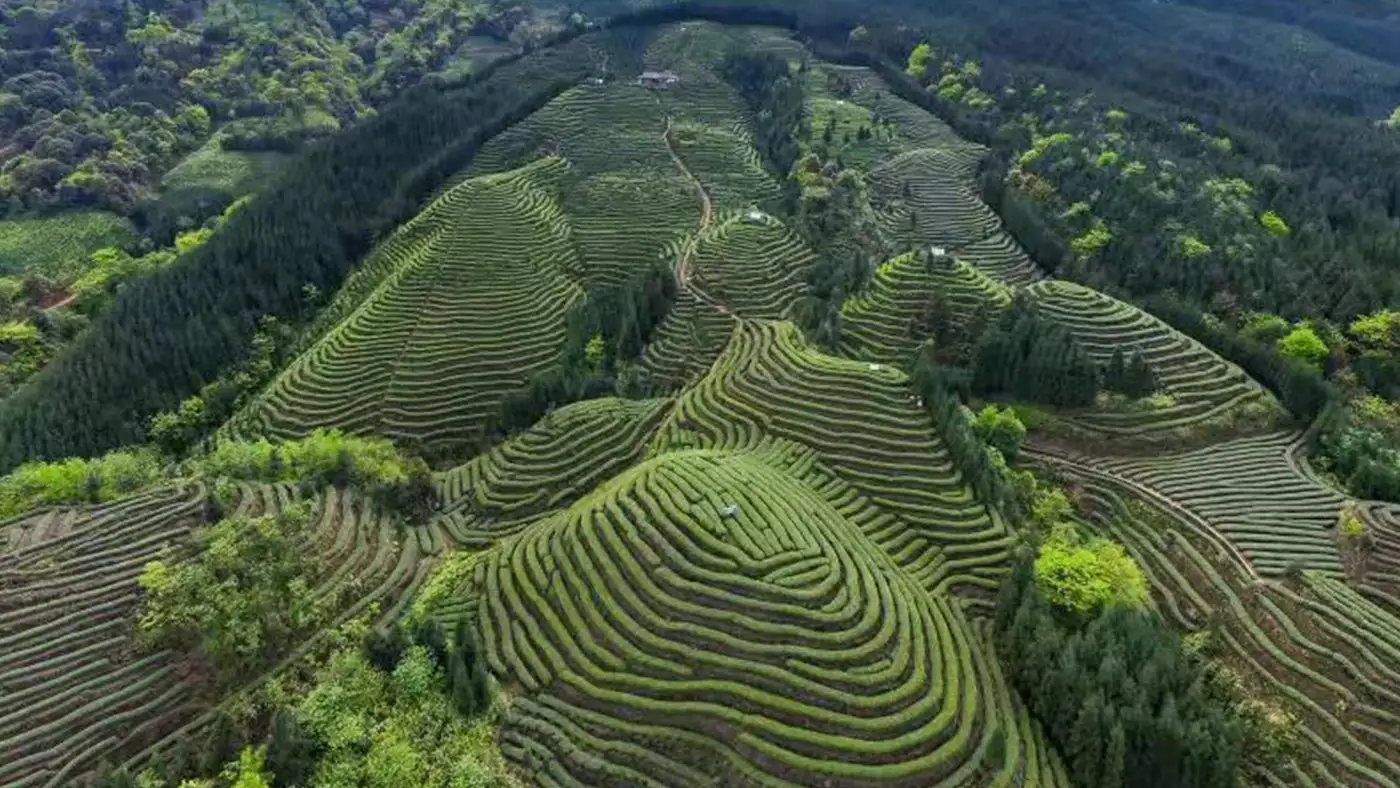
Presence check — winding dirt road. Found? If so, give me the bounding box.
[662,116,720,309]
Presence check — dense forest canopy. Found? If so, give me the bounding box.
[0,0,576,218]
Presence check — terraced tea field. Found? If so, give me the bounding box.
[481,448,1061,787]
[230,158,584,452]
[840,252,1010,366]
[1025,280,1284,440]
[1033,450,1400,787]
[650,320,1014,602]
[688,212,812,319]
[436,397,672,546]
[0,483,432,786]
[13,17,1400,788]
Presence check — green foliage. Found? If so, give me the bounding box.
[1388,107,1400,129]
[1017,132,1072,169]
[0,448,161,518]
[790,152,887,349]
[197,430,435,518]
[972,296,1100,407]
[1146,295,1334,422]
[135,503,322,678]
[1178,234,1211,258]
[0,47,589,469]
[1348,309,1400,352]
[149,315,294,457]
[0,212,132,277]
[911,344,1016,514]
[905,42,932,80]
[1102,348,1158,399]
[1033,525,1149,615]
[997,557,1244,787]
[294,645,516,787]
[1239,312,1290,344]
[972,404,1026,461]
[1258,210,1291,237]
[500,263,677,433]
[1069,223,1112,258]
[265,710,318,788]
[1318,405,1400,502]
[221,748,271,788]
[1277,324,1329,368]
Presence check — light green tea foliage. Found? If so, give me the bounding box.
[0,448,161,518]
[0,211,132,277]
[296,646,520,788]
[1034,524,1148,615]
[410,551,480,625]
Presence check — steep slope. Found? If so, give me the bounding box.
[229,158,584,451]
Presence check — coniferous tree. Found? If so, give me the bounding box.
[1104,347,1126,392]
[414,618,449,669]
[449,653,477,717]
[1124,350,1158,398]
[265,710,318,788]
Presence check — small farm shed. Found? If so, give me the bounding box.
[638,70,681,89]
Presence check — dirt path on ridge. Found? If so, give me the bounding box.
[662,116,722,312]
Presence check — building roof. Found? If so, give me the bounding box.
[639,70,680,80]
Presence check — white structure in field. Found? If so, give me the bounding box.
[638,70,680,89]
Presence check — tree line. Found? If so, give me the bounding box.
[996,554,1245,787]
[496,262,677,435]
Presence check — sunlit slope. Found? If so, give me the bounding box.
[230,158,584,450]
[644,23,786,214]
[652,320,1013,600]
[690,212,813,320]
[1092,431,1345,575]
[840,252,1010,367]
[1041,453,1400,787]
[467,84,700,287]
[480,447,1065,788]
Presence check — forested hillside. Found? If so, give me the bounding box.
[0,0,587,401]
[6,3,1400,788]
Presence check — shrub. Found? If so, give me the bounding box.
[197,430,435,518]
[0,448,161,517]
[997,556,1244,787]
[1277,325,1328,368]
[1033,524,1148,615]
[972,404,1027,461]
[135,503,324,678]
